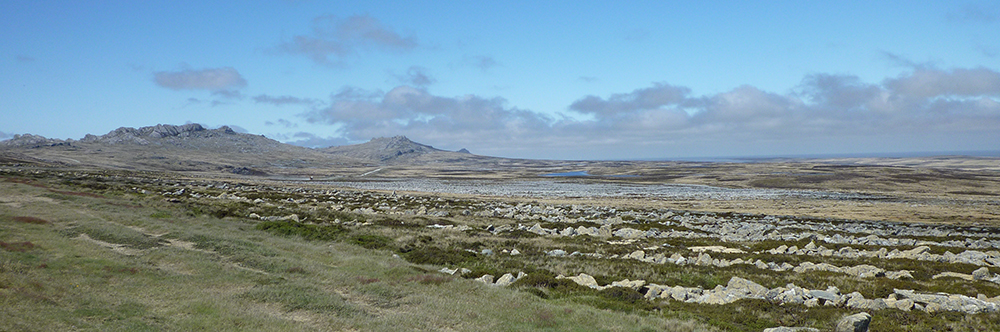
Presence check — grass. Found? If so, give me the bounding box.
[60,221,163,249]
[0,170,714,331]
[240,282,357,313]
[3,167,999,331]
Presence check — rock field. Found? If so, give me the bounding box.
[248,176,1000,315]
[321,177,877,200]
[5,167,999,329]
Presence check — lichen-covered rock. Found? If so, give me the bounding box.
[566,273,599,288]
[764,327,819,332]
[972,267,990,280]
[474,274,494,284]
[835,312,871,332]
[494,273,516,287]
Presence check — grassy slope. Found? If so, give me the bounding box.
[0,177,708,332]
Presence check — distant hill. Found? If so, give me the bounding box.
[0,133,72,148]
[322,136,438,162]
[0,124,363,174]
[0,124,502,175]
[321,136,485,164]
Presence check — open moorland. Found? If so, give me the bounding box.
[2,125,1000,331]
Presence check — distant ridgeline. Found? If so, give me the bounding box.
[0,123,481,172]
[0,123,240,148]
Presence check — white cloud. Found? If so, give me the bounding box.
[948,3,1000,23]
[277,14,418,65]
[212,89,243,99]
[264,119,298,128]
[391,66,435,87]
[882,67,1000,98]
[570,82,691,117]
[303,85,552,146]
[459,55,501,72]
[284,132,351,148]
[298,67,1000,159]
[153,67,247,91]
[253,94,320,106]
[223,125,249,133]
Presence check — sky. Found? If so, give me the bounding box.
[2,1,999,160]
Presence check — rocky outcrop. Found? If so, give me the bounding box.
[835,312,871,332]
[550,275,1000,314]
[80,123,211,145]
[468,271,526,287]
[0,134,69,148]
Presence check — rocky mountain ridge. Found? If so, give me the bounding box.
[0,124,486,173]
[80,123,221,145]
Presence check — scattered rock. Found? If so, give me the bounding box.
[495,273,516,287]
[474,274,494,284]
[546,249,567,257]
[764,327,819,332]
[836,312,871,332]
[972,267,990,280]
[565,273,599,289]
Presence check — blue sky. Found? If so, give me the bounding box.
[2,1,999,159]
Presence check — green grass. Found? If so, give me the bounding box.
[0,171,713,332]
[4,168,1000,332]
[60,221,163,249]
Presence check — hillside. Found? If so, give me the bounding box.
[321,135,488,165]
[0,124,363,175]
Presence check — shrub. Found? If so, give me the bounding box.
[402,246,478,266]
[407,274,452,285]
[255,221,345,241]
[12,216,49,224]
[0,241,36,252]
[348,234,392,250]
[598,287,645,305]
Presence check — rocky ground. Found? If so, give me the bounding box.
[319,177,877,200]
[4,166,1000,331]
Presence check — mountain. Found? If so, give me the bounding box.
[321,136,437,161]
[0,124,364,175]
[0,124,503,176]
[321,136,482,164]
[0,133,71,148]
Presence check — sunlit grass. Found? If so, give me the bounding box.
[0,174,713,331]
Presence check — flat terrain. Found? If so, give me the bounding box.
[2,154,1000,331]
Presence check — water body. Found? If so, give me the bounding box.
[542,171,639,178]
[542,171,590,177]
[322,178,877,201]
